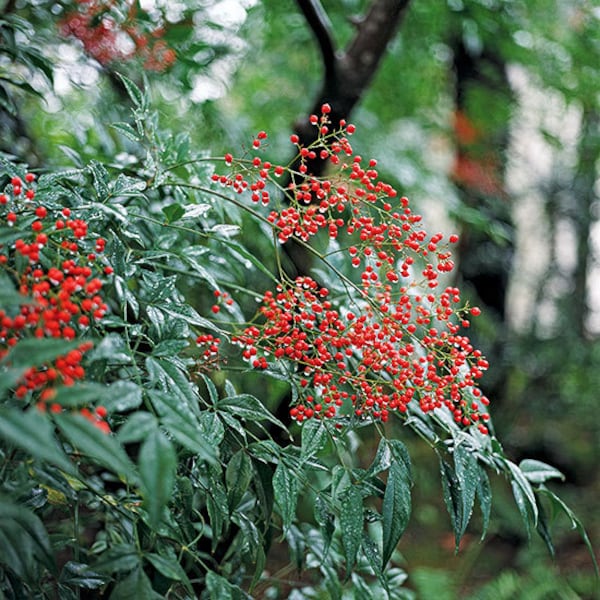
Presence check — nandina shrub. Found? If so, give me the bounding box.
[0,81,596,599]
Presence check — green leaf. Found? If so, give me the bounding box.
[109,567,161,600]
[0,408,76,475]
[198,411,225,446]
[518,459,565,484]
[366,437,392,477]
[452,443,478,549]
[54,381,141,412]
[116,73,147,111]
[205,570,240,600]
[139,430,176,528]
[161,415,218,464]
[53,383,108,408]
[145,552,191,591]
[117,413,158,444]
[3,337,81,368]
[226,449,253,510]
[506,459,538,536]
[59,562,109,589]
[199,373,219,405]
[476,464,492,540]
[388,439,412,479]
[273,459,299,534]
[351,573,375,599]
[111,173,146,196]
[362,534,385,586]
[162,203,185,223]
[88,160,110,199]
[314,494,335,557]
[147,357,201,409]
[156,302,224,335]
[538,485,599,576]
[440,459,459,541]
[54,414,137,483]
[535,498,555,557]
[339,484,363,575]
[217,238,278,283]
[251,457,275,526]
[217,394,287,430]
[285,524,306,572]
[103,381,144,413]
[0,498,56,580]
[111,122,141,142]
[91,544,140,574]
[382,460,411,565]
[300,420,328,459]
[206,466,229,550]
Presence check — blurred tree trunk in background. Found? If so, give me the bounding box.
[570,107,598,338]
[450,35,514,406]
[283,0,412,277]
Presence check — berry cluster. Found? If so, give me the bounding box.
[0,174,111,432]
[220,107,490,433]
[60,1,176,71]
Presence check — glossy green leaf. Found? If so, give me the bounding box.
[205,570,238,600]
[0,408,76,475]
[161,415,218,464]
[111,121,141,142]
[362,533,388,593]
[59,562,109,589]
[147,357,201,409]
[300,419,328,459]
[109,567,161,600]
[314,494,335,557]
[519,459,565,484]
[156,302,224,334]
[226,449,253,510]
[382,460,411,565]
[206,466,229,549]
[538,485,599,576]
[452,443,478,548]
[476,464,492,540]
[351,572,375,599]
[366,437,392,477]
[115,72,147,111]
[0,499,55,579]
[340,484,363,575]
[217,238,278,283]
[218,394,287,430]
[198,411,225,446]
[54,414,137,483]
[273,460,299,534]
[145,552,191,591]
[251,457,275,526]
[104,381,144,413]
[3,337,80,368]
[88,160,110,199]
[139,429,176,528]
[91,544,140,574]
[506,459,538,535]
[162,203,185,223]
[285,524,306,572]
[117,413,158,444]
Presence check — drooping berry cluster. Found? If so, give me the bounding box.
[60,1,176,71]
[0,174,112,432]
[219,106,490,433]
